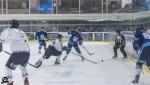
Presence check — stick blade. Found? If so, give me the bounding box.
[28,63,40,68]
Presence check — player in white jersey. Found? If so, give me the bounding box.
[34,34,64,68]
[0,20,30,85]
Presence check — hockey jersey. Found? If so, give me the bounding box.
[52,38,63,52]
[35,31,47,41]
[0,28,30,52]
[68,30,83,45]
[134,28,150,48]
[115,34,126,46]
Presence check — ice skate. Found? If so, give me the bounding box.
[112,56,117,59]
[54,58,60,65]
[54,61,60,65]
[122,56,127,59]
[35,60,42,68]
[24,78,29,85]
[7,82,13,85]
[132,75,140,84]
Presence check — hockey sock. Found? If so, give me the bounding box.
[6,67,13,83]
[132,67,141,83]
[19,66,28,79]
[136,67,142,75]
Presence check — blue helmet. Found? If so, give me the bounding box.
[136,25,145,34]
[116,30,121,34]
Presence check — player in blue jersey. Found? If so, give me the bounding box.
[35,27,48,53]
[63,29,84,61]
[132,25,150,83]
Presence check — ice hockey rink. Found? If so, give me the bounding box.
[0,42,150,85]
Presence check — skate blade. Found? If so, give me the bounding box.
[130,83,139,85]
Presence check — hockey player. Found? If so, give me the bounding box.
[63,29,84,61]
[35,27,48,53]
[132,25,150,83]
[0,20,30,85]
[112,30,127,59]
[34,34,64,68]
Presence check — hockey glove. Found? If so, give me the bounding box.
[133,42,139,51]
[62,46,67,51]
[79,41,83,45]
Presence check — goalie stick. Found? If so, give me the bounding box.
[2,50,39,68]
[81,45,94,55]
[71,52,98,64]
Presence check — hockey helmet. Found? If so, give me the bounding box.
[115,30,121,34]
[11,19,19,28]
[136,25,145,34]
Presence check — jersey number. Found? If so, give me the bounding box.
[73,36,78,42]
[40,35,45,40]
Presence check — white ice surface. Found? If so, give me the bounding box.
[0,42,150,85]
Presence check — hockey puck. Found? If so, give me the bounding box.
[101,60,103,62]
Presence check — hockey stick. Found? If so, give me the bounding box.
[27,63,40,68]
[3,50,11,55]
[81,45,94,55]
[71,52,98,64]
[2,50,38,68]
